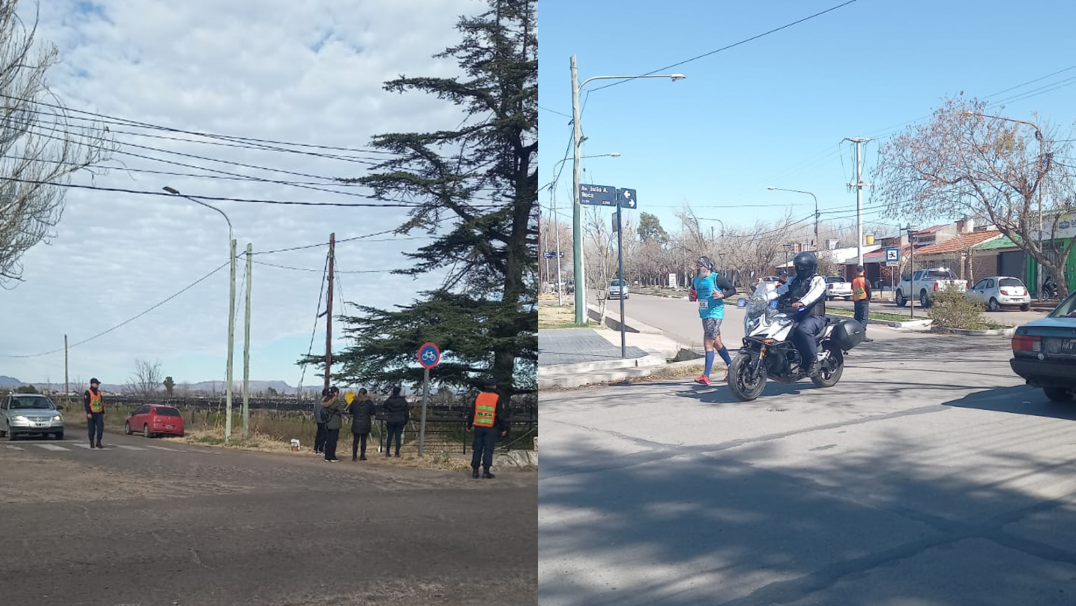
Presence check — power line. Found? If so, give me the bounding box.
[0,260,231,358]
[539,105,573,119]
[296,254,331,397]
[252,259,404,274]
[588,0,860,94]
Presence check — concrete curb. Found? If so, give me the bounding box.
[537,353,668,377]
[943,326,1016,337]
[588,305,663,334]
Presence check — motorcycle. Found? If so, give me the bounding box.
[728,283,865,401]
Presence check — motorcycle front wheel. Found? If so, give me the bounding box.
[810,347,844,388]
[729,352,767,401]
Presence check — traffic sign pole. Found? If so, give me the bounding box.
[419,367,429,456]
[617,203,626,358]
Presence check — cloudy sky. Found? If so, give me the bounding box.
[1,0,483,389]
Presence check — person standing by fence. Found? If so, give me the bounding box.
[382,386,409,458]
[348,388,375,461]
[321,386,343,462]
[468,379,508,479]
[312,392,328,455]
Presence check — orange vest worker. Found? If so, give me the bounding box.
[852,275,869,301]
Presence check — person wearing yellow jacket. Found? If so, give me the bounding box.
[467,379,508,479]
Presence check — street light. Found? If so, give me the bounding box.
[767,187,819,251]
[571,53,685,324]
[548,153,620,306]
[964,111,1047,300]
[163,186,237,441]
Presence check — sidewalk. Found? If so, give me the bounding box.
[537,306,692,390]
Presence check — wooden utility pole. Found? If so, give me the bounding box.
[324,233,335,390]
[242,243,252,437]
[64,334,69,408]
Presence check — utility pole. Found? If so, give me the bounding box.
[571,55,586,324]
[226,237,236,443]
[552,183,565,305]
[324,233,335,391]
[64,334,69,409]
[845,137,872,266]
[242,242,252,438]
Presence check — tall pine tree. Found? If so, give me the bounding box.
[302,0,537,394]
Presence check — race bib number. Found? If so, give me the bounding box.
[698,300,709,311]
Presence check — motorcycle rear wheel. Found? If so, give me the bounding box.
[729,353,767,401]
[810,348,844,388]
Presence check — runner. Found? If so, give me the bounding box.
[689,256,737,385]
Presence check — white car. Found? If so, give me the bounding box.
[607,279,629,300]
[967,276,1031,311]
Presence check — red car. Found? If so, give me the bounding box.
[125,405,185,438]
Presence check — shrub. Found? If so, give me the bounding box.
[928,288,988,330]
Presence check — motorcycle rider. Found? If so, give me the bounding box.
[774,251,828,377]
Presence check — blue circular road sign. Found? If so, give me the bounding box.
[418,342,441,369]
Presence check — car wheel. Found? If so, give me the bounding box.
[124,421,132,435]
[920,290,931,309]
[844,296,852,301]
[1043,387,1074,403]
[7,429,16,441]
[988,297,1000,312]
[1020,303,1030,312]
[54,432,64,441]
[895,291,906,307]
[143,424,152,438]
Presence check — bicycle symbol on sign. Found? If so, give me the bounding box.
[422,350,437,362]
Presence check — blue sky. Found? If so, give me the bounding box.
[539,0,1076,240]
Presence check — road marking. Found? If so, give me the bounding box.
[116,445,147,451]
[3,445,24,450]
[36,444,70,451]
[74,444,93,449]
[144,445,178,451]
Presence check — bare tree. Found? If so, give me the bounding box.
[125,359,163,403]
[872,96,1075,297]
[0,2,114,287]
[583,206,618,323]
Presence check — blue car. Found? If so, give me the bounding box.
[1010,290,1076,402]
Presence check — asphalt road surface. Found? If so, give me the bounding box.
[0,432,536,606]
[540,332,1076,606]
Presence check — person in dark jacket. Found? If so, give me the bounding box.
[381,386,409,458]
[312,393,327,455]
[84,378,105,449]
[321,387,343,462]
[467,379,509,479]
[349,388,375,461]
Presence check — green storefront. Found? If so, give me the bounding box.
[974,235,1076,296]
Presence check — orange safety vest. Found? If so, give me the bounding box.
[473,392,498,428]
[852,276,869,301]
[88,389,103,413]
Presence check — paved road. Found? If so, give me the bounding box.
[0,432,536,606]
[540,332,1076,605]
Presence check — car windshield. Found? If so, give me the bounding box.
[926,270,953,279]
[826,277,844,283]
[610,280,623,286]
[155,407,181,417]
[10,397,55,410]
[1047,292,1076,319]
[998,278,1024,288]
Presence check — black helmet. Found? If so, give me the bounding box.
[484,378,497,390]
[792,251,818,280]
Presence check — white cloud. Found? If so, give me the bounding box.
[1,0,484,387]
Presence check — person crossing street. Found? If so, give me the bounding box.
[689,256,737,385]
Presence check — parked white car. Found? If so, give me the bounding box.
[824,276,853,300]
[966,276,1031,311]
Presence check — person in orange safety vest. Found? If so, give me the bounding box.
[467,379,508,479]
[852,265,874,343]
[84,378,106,449]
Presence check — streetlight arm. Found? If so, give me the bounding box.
[579,74,686,89]
[163,186,233,240]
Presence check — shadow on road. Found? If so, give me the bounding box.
[943,384,1076,422]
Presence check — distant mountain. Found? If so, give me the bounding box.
[0,375,21,388]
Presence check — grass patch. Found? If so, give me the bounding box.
[827,308,917,323]
[539,304,602,329]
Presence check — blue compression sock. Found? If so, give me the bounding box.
[704,350,715,376]
[718,347,732,366]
